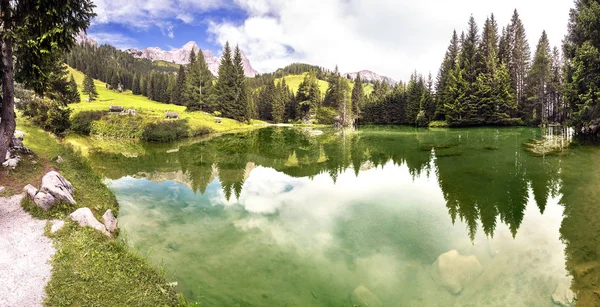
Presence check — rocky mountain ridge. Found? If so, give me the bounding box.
[125,41,257,77]
[346,70,397,85]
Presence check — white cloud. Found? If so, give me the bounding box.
[87,31,139,49]
[208,0,574,82]
[91,0,228,37]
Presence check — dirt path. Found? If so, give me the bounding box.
[0,194,54,307]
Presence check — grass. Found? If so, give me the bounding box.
[14,117,190,306]
[276,72,374,96]
[67,66,264,133]
[429,120,450,128]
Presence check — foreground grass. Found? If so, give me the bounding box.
[16,118,188,306]
[46,222,182,307]
[67,66,264,133]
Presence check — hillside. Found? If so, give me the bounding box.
[276,73,374,96]
[67,66,263,132]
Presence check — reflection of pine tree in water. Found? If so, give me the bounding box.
[559,148,600,305]
[89,127,563,241]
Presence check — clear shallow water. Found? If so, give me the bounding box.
[83,127,600,306]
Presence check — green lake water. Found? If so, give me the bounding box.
[83,126,600,306]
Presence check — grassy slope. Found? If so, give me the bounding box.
[276,72,374,96]
[15,118,185,306]
[67,67,263,133]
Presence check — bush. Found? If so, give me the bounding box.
[429,120,449,128]
[190,126,213,137]
[16,92,71,135]
[90,115,146,138]
[141,119,190,142]
[71,111,106,135]
[315,107,337,125]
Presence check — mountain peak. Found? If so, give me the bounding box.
[126,42,257,77]
[346,70,397,85]
[75,31,98,47]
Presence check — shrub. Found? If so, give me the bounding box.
[71,111,106,135]
[315,107,337,125]
[141,119,190,142]
[16,91,71,135]
[190,126,213,137]
[90,115,146,138]
[429,120,449,128]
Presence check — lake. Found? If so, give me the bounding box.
[80,126,600,306]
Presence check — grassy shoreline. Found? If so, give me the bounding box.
[12,118,192,306]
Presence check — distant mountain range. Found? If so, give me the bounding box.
[346,70,397,85]
[125,41,257,77]
[76,32,397,83]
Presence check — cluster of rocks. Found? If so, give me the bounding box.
[3,131,29,170]
[24,171,76,211]
[24,171,117,237]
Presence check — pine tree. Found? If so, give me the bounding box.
[507,10,531,115]
[132,74,140,95]
[184,49,213,111]
[215,42,235,116]
[272,80,286,123]
[564,0,600,133]
[82,70,98,101]
[258,79,276,121]
[406,72,423,125]
[351,73,365,120]
[296,72,322,120]
[548,47,564,123]
[231,45,251,122]
[435,30,460,120]
[171,65,186,105]
[422,73,436,122]
[525,31,552,124]
[66,74,81,104]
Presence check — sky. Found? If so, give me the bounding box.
[88,0,575,82]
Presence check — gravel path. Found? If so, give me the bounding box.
[0,194,55,307]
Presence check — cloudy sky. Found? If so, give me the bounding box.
[88,0,575,82]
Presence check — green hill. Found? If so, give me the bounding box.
[67,66,263,132]
[275,72,374,96]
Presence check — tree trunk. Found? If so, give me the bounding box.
[0,0,14,162]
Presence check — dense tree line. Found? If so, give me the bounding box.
[362,10,565,127]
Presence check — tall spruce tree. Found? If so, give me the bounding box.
[171,65,186,105]
[184,49,213,111]
[351,73,365,120]
[82,70,98,101]
[563,0,600,134]
[435,30,460,120]
[506,10,531,115]
[548,47,564,123]
[525,31,552,123]
[66,74,81,104]
[132,74,140,95]
[231,45,251,122]
[215,42,235,116]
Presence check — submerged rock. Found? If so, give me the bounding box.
[552,281,575,307]
[431,250,483,294]
[102,209,117,233]
[69,207,109,236]
[40,171,75,205]
[33,192,56,211]
[350,285,382,307]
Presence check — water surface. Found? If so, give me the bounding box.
[83,126,600,306]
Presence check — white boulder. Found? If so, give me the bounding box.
[350,285,382,307]
[5,149,10,160]
[102,209,118,233]
[69,207,109,236]
[56,156,63,163]
[23,184,38,199]
[33,192,56,211]
[431,250,483,294]
[0,186,5,194]
[3,157,20,169]
[50,220,65,233]
[40,171,75,204]
[14,130,24,140]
